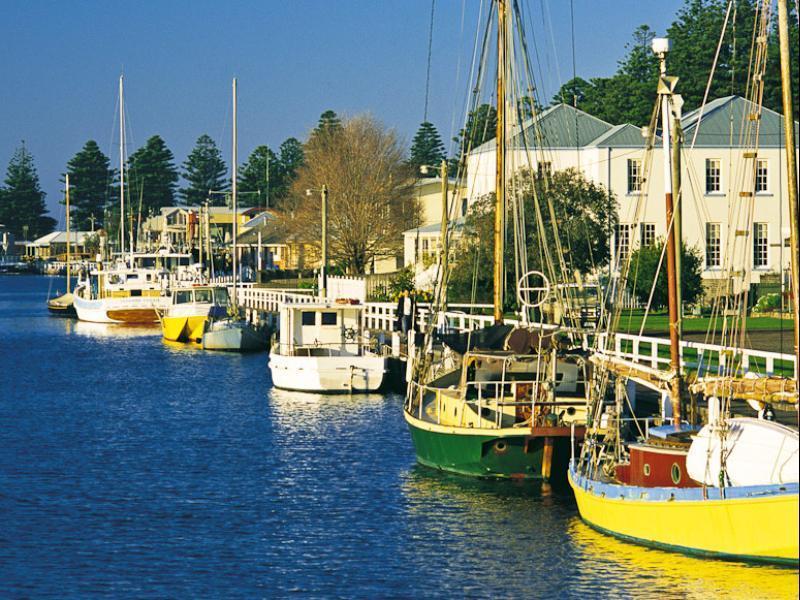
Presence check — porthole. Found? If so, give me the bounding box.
[671,463,682,485]
[494,440,508,454]
[643,463,651,476]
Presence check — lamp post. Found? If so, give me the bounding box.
[306,185,329,299]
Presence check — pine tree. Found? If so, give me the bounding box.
[409,121,446,175]
[64,140,115,230]
[180,134,228,206]
[309,110,343,147]
[127,135,179,215]
[278,137,305,195]
[238,145,279,208]
[0,143,54,238]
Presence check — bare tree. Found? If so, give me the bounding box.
[279,115,417,274]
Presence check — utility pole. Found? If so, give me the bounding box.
[777,0,800,380]
[653,37,683,424]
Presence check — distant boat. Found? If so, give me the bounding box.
[47,173,77,317]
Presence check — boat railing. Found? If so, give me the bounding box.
[272,340,379,358]
[406,377,583,429]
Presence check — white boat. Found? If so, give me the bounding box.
[269,302,387,393]
[73,251,193,324]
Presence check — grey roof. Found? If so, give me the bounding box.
[588,123,658,148]
[681,95,799,148]
[472,103,614,153]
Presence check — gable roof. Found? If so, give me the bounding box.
[588,123,658,148]
[681,95,799,148]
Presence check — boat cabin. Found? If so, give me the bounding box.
[278,302,367,357]
[171,285,229,308]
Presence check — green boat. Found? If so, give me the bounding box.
[403,0,595,480]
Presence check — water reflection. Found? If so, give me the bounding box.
[69,320,160,339]
[568,518,799,598]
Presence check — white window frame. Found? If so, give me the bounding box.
[753,222,769,269]
[705,222,721,269]
[755,159,769,194]
[615,223,631,267]
[640,223,655,248]
[705,158,722,195]
[627,159,642,194]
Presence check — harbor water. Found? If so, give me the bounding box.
[1,276,797,598]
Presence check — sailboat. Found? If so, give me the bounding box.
[72,76,187,324]
[47,173,77,317]
[200,78,268,352]
[569,4,798,565]
[403,0,591,480]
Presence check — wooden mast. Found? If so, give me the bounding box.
[232,77,238,313]
[776,0,800,381]
[65,173,71,294]
[493,0,506,324]
[654,38,683,423]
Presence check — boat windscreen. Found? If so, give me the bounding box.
[194,289,212,303]
[175,290,192,304]
[214,287,229,305]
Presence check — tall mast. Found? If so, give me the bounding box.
[653,37,683,423]
[493,0,507,324]
[119,75,125,256]
[232,77,238,311]
[777,0,800,380]
[65,173,71,294]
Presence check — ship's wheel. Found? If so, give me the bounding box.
[517,270,550,309]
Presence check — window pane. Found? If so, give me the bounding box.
[301,311,315,326]
[175,290,192,304]
[755,159,768,193]
[640,223,655,248]
[321,312,337,326]
[705,223,720,268]
[627,159,642,193]
[753,223,768,268]
[705,159,721,193]
[214,287,229,304]
[194,289,212,303]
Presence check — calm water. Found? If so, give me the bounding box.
[1,275,797,598]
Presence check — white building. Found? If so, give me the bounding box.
[461,96,798,291]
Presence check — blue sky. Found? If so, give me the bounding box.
[0,0,683,226]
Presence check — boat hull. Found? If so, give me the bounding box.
[404,411,571,480]
[74,294,168,324]
[269,353,386,393]
[161,315,209,343]
[202,321,268,352]
[569,466,799,565]
[47,292,76,318]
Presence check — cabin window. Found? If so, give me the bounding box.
[301,311,315,326]
[175,291,192,304]
[214,288,229,305]
[194,289,212,303]
[321,312,337,326]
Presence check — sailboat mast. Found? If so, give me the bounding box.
[776,0,800,379]
[119,75,125,256]
[654,38,682,423]
[493,0,507,324]
[65,173,71,294]
[232,77,238,310]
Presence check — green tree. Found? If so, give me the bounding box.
[127,135,179,214]
[180,134,227,206]
[309,110,343,146]
[238,145,279,208]
[626,239,703,309]
[453,103,497,161]
[64,140,115,230]
[0,144,55,238]
[409,121,446,175]
[277,137,305,198]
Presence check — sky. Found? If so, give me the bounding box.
[0,0,684,228]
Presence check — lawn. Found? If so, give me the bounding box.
[615,310,794,336]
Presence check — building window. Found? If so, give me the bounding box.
[755,159,768,193]
[705,159,721,194]
[705,223,721,268]
[640,223,655,248]
[461,198,468,217]
[537,161,552,179]
[753,223,768,268]
[615,224,631,265]
[627,159,642,194]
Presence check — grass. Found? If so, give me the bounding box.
[615,310,794,336]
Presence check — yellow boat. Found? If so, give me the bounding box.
[159,285,230,343]
[569,465,799,565]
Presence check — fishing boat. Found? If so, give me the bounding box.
[47,174,76,317]
[159,285,229,343]
[403,0,593,480]
[570,11,799,565]
[269,301,387,392]
[198,78,267,352]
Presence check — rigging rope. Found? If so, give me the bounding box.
[423,0,436,122]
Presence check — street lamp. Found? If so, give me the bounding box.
[306,185,329,299]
